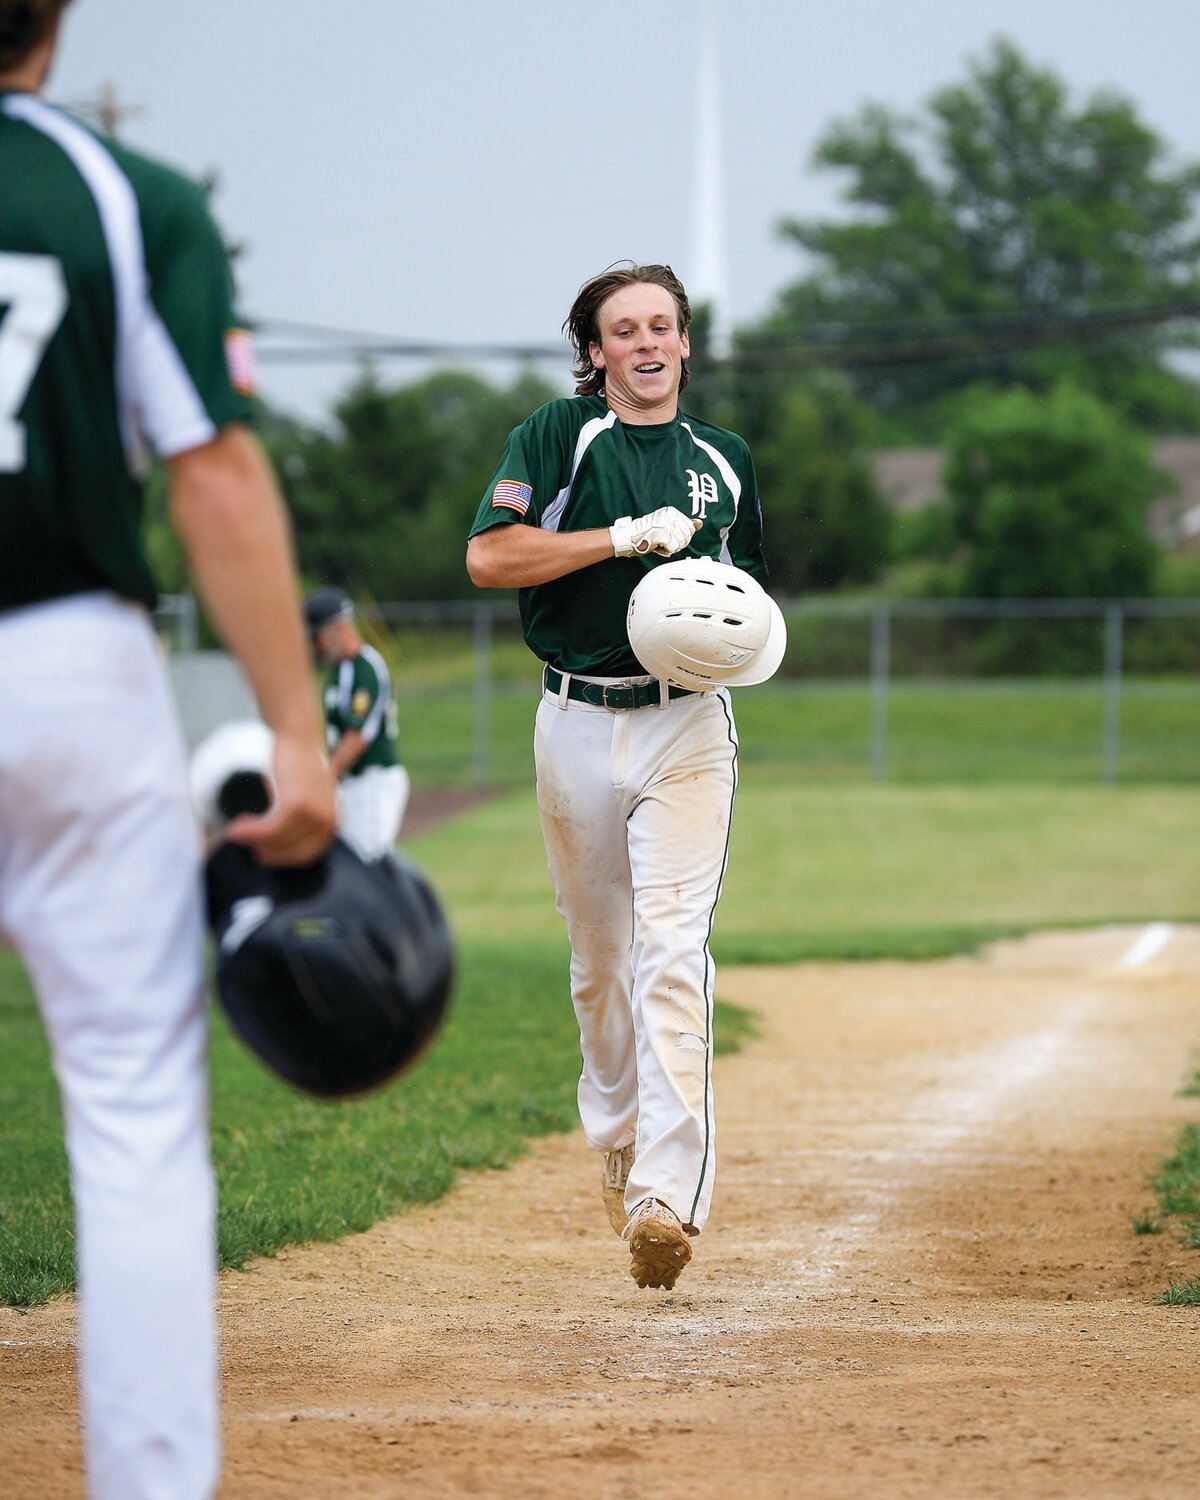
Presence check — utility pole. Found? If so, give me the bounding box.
[63,79,143,138]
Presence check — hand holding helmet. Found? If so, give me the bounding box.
[191,722,453,1097]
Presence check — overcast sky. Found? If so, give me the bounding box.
[45,0,1200,425]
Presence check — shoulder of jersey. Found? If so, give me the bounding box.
[4,98,204,214]
[358,642,390,680]
[681,407,753,459]
[523,392,608,432]
[102,134,215,231]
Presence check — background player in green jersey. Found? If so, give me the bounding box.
[466,263,770,1292]
[305,586,409,858]
[0,4,336,1496]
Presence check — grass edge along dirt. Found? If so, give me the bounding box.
[1151,1064,1200,1307]
[0,940,757,1310]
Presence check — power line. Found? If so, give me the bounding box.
[252,316,567,365]
[737,298,1200,346]
[730,300,1200,371]
[250,300,1200,373]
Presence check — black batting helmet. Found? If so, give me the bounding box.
[205,838,454,1098]
[303,585,354,638]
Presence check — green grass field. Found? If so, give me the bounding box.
[2,773,1198,1308]
[419,782,1200,958]
[398,678,1200,788]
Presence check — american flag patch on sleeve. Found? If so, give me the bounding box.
[224,327,256,395]
[492,479,533,514]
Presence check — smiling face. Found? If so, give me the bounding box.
[588,282,690,425]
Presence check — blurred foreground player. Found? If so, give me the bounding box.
[0,4,336,1496]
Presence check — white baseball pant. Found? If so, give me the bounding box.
[0,593,218,1500]
[337,764,409,860]
[534,678,739,1232]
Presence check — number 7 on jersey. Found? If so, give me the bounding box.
[0,251,68,474]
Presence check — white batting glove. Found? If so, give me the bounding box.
[610,507,702,558]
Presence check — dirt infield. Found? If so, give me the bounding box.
[399,786,504,840]
[3,925,1200,1498]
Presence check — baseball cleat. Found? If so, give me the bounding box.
[623,1197,692,1290]
[601,1143,635,1236]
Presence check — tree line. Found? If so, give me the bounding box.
[150,40,1200,608]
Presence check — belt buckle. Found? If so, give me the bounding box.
[601,684,622,710]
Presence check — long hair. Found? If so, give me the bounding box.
[563,262,692,398]
[0,1,70,71]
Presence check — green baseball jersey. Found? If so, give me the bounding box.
[323,645,400,777]
[0,91,255,612]
[469,395,769,675]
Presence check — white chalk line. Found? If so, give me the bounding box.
[790,994,1098,1289]
[1117,921,1173,970]
[794,919,1179,1287]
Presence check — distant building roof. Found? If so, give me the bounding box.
[871,449,943,514]
[870,438,1200,551]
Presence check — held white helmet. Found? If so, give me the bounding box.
[189,719,274,830]
[626,558,788,691]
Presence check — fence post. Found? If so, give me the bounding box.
[181,591,199,652]
[471,601,494,788]
[1101,604,1123,785]
[869,604,891,782]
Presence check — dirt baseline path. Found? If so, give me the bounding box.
[4,925,1200,1498]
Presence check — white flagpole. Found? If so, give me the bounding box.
[692,0,731,360]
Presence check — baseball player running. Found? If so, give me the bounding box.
[466,263,770,1290]
[305,586,409,859]
[0,6,337,1497]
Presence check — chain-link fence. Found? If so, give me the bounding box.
[157,595,1200,786]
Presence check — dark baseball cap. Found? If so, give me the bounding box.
[303,586,354,637]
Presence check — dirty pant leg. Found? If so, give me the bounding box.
[0,595,218,1500]
[534,699,637,1153]
[623,696,738,1233]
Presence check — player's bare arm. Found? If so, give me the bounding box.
[168,424,336,864]
[466,508,699,589]
[328,727,369,777]
[466,521,614,588]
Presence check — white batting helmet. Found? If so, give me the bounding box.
[626,558,788,691]
[189,719,274,830]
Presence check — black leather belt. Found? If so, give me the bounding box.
[543,665,695,710]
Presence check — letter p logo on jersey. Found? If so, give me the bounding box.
[686,469,718,521]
